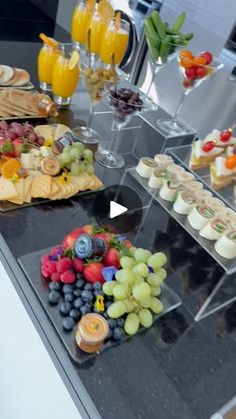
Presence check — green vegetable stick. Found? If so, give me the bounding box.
[171,12,186,32]
[159,35,171,64]
[150,10,165,39]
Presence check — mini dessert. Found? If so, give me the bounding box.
[189,139,224,170]
[199,217,229,240]
[173,191,198,215]
[75,313,109,353]
[40,156,60,176]
[154,154,173,168]
[212,127,236,148]
[187,205,215,230]
[159,179,182,202]
[210,155,236,190]
[221,208,236,229]
[148,168,167,189]
[214,230,236,259]
[175,171,195,184]
[166,163,185,178]
[184,180,204,192]
[204,196,225,212]
[199,190,213,200]
[136,157,157,178]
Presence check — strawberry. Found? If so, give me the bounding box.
[62,227,83,249]
[123,239,133,249]
[72,257,84,272]
[81,224,94,235]
[60,270,76,284]
[12,138,23,157]
[103,247,120,269]
[93,232,112,243]
[84,262,105,284]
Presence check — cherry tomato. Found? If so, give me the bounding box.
[185,67,196,79]
[202,141,215,152]
[195,66,207,78]
[225,155,236,169]
[220,130,232,142]
[180,50,193,59]
[193,56,207,66]
[200,52,213,65]
[182,78,194,89]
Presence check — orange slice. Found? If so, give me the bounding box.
[1,158,21,179]
[115,11,121,31]
[86,0,95,11]
[68,51,80,70]
[97,0,114,22]
[39,33,58,48]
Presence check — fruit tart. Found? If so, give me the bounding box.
[210,155,236,190]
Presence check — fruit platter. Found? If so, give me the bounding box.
[0,121,103,211]
[18,224,181,363]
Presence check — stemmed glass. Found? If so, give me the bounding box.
[95,82,157,169]
[157,50,224,135]
[71,0,95,51]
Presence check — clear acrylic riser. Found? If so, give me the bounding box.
[126,167,236,321]
[165,144,236,211]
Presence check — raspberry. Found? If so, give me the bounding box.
[51,272,61,282]
[44,260,57,274]
[60,270,76,284]
[41,254,50,264]
[72,257,84,273]
[41,266,51,279]
[56,257,72,273]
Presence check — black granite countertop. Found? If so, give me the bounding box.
[1,21,236,419]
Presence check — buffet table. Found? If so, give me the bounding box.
[1,26,236,419]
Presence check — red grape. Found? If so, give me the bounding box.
[0,121,8,130]
[37,136,45,146]
[28,132,38,142]
[12,125,25,138]
[6,130,17,140]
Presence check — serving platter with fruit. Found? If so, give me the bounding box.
[0,121,103,211]
[18,224,181,363]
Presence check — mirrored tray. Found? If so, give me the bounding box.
[128,167,236,275]
[18,247,182,365]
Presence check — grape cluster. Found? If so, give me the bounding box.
[0,121,44,146]
[103,247,167,335]
[109,88,143,122]
[57,142,94,176]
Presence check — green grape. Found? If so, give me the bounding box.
[132,263,149,278]
[158,268,167,281]
[79,162,86,173]
[132,282,151,301]
[134,274,144,284]
[102,281,117,296]
[83,149,93,162]
[124,313,140,335]
[134,248,151,263]
[70,147,80,159]
[116,269,135,285]
[129,247,136,257]
[108,301,126,319]
[139,296,152,308]
[120,256,135,269]
[63,145,71,153]
[57,154,66,168]
[138,308,153,328]
[72,142,85,153]
[148,253,167,271]
[150,297,163,314]
[61,151,71,164]
[123,298,136,313]
[150,286,161,297]
[147,272,163,287]
[70,162,80,175]
[86,164,94,175]
[113,284,130,300]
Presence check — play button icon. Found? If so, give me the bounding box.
[109,201,128,219]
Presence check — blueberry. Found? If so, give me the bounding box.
[108,319,117,329]
[62,284,74,294]
[48,290,61,305]
[106,328,113,340]
[84,283,93,290]
[102,312,109,319]
[74,297,83,309]
[73,289,82,297]
[94,290,104,297]
[76,273,84,280]
[113,327,125,341]
[69,309,81,321]
[105,301,112,309]
[62,317,75,331]
[93,282,102,290]
[60,302,72,315]
[75,278,84,288]
[81,290,93,302]
[64,292,75,303]
[49,282,61,291]
[85,301,92,310]
[116,318,125,328]
[80,305,90,315]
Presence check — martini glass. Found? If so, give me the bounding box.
[157,50,224,135]
[95,81,157,169]
[81,60,124,126]
[144,31,190,97]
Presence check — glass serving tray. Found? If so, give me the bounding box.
[166,144,236,211]
[128,167,236,275]
[18,247,182,365]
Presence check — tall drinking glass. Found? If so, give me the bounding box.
[38,41,59,92]
[100,19,130,66]
[71,0,95,51]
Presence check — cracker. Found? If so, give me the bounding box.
[0,177,17,200]
[31,175,52,198]
[8,179,24,204]
[23,176,32,203]
[89,175,104,190]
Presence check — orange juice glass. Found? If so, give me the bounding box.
[38,44,59,91]
[89,12,108,56]
[100,19,129,65]
[52,46,80,106]
[71,0,94,50]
